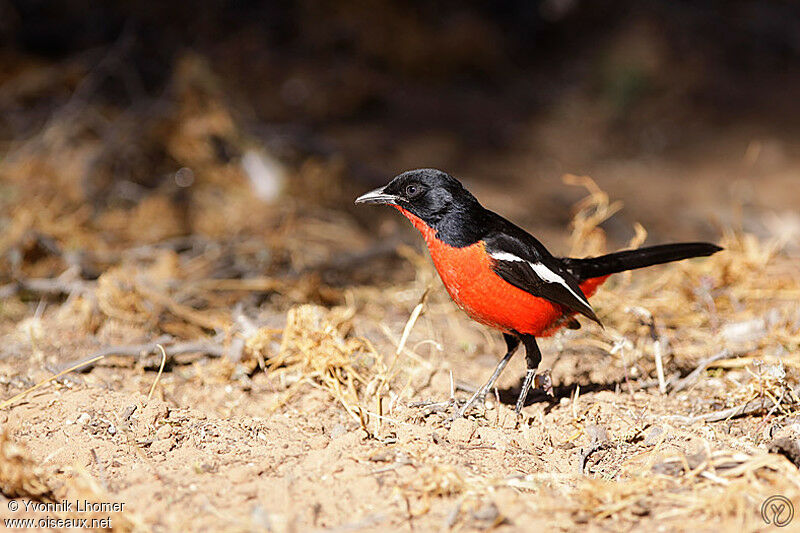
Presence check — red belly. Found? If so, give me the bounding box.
[396,206,608,336]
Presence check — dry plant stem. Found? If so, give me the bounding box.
[1,340,222,409]
[638,350,740,393]
[385,288,429,381]
[89,448,109,490]
[55,338,224,373]
[670,350,730,393]
[664,396,777,424]
[0,354,107,409]
[628,307,667,393]
[146,344,168,402]
[580,441,608,473]
[454,380,478,394]
[654,339,666,394]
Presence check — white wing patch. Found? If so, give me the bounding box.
[488,251,523,263]
[530,263,591,307]
[489,251,591,308]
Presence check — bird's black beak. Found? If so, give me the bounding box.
[355,186,399,205]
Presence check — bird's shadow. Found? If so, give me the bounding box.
[496,378,621,414]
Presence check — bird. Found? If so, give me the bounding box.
[355,168,721,418]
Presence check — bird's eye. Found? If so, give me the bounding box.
[405,184,421,198]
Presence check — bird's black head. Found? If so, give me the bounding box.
[355,168,478,223]
[355,168,488,246]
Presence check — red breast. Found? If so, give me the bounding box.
[395,206,608,336]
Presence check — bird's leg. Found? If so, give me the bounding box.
[515,335,542,414]
[452,334,519,420]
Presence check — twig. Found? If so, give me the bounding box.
[90,448,108,490]
[662,397,776,424]
[369,460,414,475]
[580,441,608,473]
[0,339,224,409]
[654,338,667,394]
[146,345,167,402]
[670,350,729,393]
[0,354,107,409]
[392,288,429,368]
[627,307,667,393]
[54,337,224,373]
[408,400,454,414]
[454,379,478,394]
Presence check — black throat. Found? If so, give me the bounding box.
[427,200,492,248]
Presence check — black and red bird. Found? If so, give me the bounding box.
[356,169,721,417]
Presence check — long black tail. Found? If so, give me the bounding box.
[562,242,722,281]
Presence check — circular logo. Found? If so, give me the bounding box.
[762,495,794,527]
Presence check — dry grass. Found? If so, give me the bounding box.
[0,433,55,501]
[0,433,139,531]
[261,304,384,422]
[2,49,800,532]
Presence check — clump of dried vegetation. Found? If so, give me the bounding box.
[0,432,54,501]
[0,432,139,530]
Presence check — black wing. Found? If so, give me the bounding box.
[484,231,601,325]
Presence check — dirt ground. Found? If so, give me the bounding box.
[2,43,800,532]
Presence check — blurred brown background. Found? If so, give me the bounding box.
[2,0,799,273]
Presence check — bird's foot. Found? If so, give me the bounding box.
[447,387,490,421]
[408,398,457,416]
[514,369,554,414]
[534,370,553,397]
[409,394,487,420]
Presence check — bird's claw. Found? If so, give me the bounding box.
[514,369,554,414]
[408,398,456,415]
[447,388,490,421]
[534,370,553,397]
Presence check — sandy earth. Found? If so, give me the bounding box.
[1,43,800,532]
[1,202,799,532]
